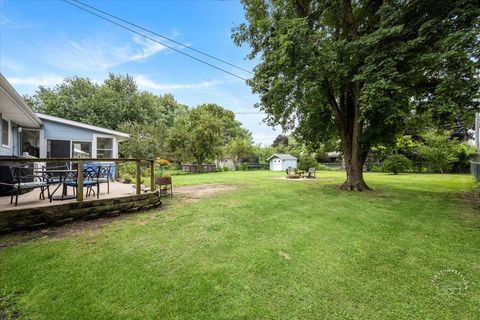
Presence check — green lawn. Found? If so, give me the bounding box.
[1,171,479,319]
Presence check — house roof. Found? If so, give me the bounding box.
[327,151,341,158]
[0,73,42,128]
[36,113,130,140]
[267,153,297,161]
[0,74,129,141]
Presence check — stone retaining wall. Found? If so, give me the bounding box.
[0,192,162,234]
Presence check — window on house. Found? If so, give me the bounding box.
[1,118,9,146]
[47,139,71,158]
[72,141,92,158]
[21,130,40,157]
[96,137,113,158]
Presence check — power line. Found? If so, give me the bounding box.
[69,0,253,75]
[234,112,265,115]
[62,0,248,82]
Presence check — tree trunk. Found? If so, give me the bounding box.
[340,148,370,191]
[336,86,371,191]
[338,113,370,191]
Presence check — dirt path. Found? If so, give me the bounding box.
[172,184,236,203]
[0,183,236,249]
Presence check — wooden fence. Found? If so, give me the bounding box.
[181,164,216,173]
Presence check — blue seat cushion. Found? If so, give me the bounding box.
[65,181,97,187]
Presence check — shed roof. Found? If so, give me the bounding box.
[267,153,297,161]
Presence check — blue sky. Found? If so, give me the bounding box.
[0,0,280,144]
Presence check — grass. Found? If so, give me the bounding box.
[0,171,479,319]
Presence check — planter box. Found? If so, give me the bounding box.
[155,177,172,185]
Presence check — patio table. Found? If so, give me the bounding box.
[35,169,78,201]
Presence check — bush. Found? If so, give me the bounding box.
[382,154,411,175]
[161,171,171,178]
[122,173,134,183]
[298,155,318,171]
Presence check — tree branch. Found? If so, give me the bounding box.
[322,79,344,129]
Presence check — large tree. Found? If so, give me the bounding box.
[233,0,479,190]
[225,137,255,164]
[25,74,187,131]
[168,104,251,164]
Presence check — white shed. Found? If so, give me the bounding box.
[267,154,298,172]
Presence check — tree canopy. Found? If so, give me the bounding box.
[234,0,479,190]
[168,104,252,164]
[25,73,187,131]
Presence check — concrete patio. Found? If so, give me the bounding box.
[0,182,149,211]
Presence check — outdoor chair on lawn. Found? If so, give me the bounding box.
[307,167,316,179]
[8,166,50,206]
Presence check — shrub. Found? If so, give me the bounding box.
[161,171,171,178]
[122,173,133,183]
[298,155,318,171]
[382,154,411,175]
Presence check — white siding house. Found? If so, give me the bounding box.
[267,154,298,171]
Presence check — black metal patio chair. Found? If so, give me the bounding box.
[65,167,99,199]
[96,165,112,195]
[8,166,50,206]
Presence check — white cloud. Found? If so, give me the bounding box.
[46,34,169,72]
[0,14,12,25]
[6,75,65,87]
[135,74,221,91]
[0,13,30,29]
[129,35,167,61]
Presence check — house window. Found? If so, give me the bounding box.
[21,130,40,157]
[47,139,71,158]
[96,137,113,158]
[1,118,9,146]
[72,141,92,158]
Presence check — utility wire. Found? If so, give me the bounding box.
[69,0,253,75]
[234,112,265,114]
[62,0,248,82]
